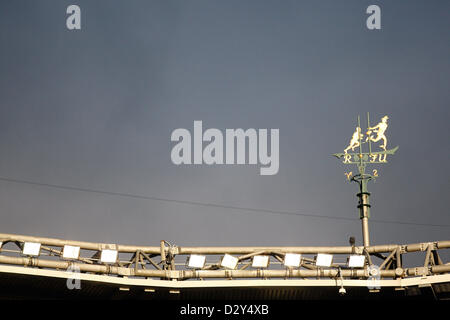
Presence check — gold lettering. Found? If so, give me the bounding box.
[343,154,351,163]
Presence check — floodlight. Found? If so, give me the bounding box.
[316,253,333,267]
[348,255,365,268]
[252,255,270,268]
[100,249,118,263]
[284,253,302,268]
[23,242,41,256]
[220,254,238,269]
[63,245,80,259]
[187,254,206,269]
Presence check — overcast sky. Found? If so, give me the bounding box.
[0,1,448,261]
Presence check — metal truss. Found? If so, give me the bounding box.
[0,233,449,281]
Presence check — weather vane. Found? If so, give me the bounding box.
[333,113,399,247]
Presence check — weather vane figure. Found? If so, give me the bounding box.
[366,115,389,150]
[333,113,398,248]
[344,126,364,154]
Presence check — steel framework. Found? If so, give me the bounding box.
[0,233,449,282]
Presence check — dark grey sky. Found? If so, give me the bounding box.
[0,1,449,254]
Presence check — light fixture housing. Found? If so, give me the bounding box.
[252,255,270,268]
[316,253,333,267]
[348,255,366,268]
[100,249,118,263]
[284,253,302,268]
[220,254,238,269]
[63,245,81,259]
[22,242,41,256]
[187,254,206,269]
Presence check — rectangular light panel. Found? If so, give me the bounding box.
[100,249,118,263]
[220,254,238,269]
[252,255,270,268]
[348,255,366,268]
[284,253,302,267]
[316,253,333,267]
[187,254,206,268]
[23,242,41,256]
[63,245,81,259]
